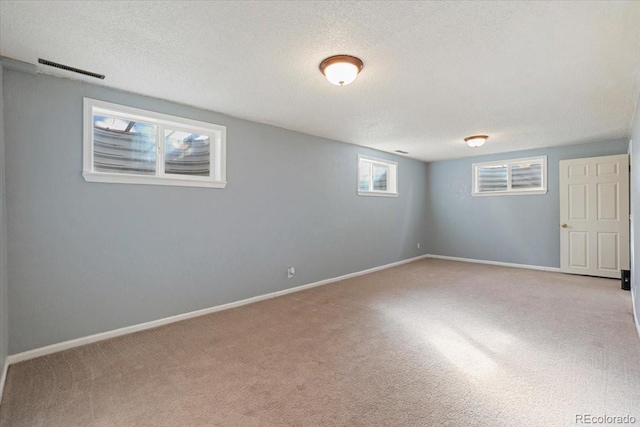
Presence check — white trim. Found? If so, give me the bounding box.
[357,191,398,198]
[357,155,398,167]
[425,254,561,272]
[4,254,430,365]
[357,154,398,197]
[632,288,640,341]
[472,155,547,196]
[472,189,547,197]
[0,358,8,405]
[83,98,227,189]
[85,98,226,137]
[82,172,227,188]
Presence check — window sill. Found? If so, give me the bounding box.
[82,172,227,189]
[358,191,398,198]
[472,189,547,197]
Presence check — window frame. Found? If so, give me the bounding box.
[357,155,398,197]
[83,98,227,188]
[472,155,547,196]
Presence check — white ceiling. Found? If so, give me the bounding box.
[2,1,640,162]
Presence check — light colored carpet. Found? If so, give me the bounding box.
[1,259,639,426]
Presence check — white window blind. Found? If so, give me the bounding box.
[473,156,547,196]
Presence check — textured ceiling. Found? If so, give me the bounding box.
[1,1,640,162]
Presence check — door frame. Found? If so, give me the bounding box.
[559,154,630,278]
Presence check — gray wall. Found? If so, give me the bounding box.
[630,91,640,332]
[426,140,629,268]
[0,65,7,371]
[4,70,429,354]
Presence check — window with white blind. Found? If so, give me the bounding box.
[358,155,398,197]
[83,98,226,188]
[472,156,547,196]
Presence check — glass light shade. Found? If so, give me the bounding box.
[324,62,359,86]
[320,55,363,86]
[465,135,488,148]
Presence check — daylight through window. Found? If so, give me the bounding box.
[83,98,226,188]
[358,155,398,197]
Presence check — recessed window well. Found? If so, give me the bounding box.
[83,98,227,188]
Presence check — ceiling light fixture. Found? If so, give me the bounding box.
[464,135,489,148]
[319,55,363,86]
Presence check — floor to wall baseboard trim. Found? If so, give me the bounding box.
[5,254,430,367]
[632,288,640,341]
[0,358,8,405]
[425,254,561,273]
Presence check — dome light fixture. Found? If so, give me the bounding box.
[319,55,364,86]
[464,135,489,148]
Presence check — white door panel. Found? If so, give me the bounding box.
[560,154,629,278]
[568,164,588,177]
[568,232,588,268]
[597,182,618,220]
[568,184,587,220]
[597,233,618,271]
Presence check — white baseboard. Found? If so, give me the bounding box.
[425,254,561,272]
[0,357,7,404]
[632,288,640,341]
[5,254,430,366]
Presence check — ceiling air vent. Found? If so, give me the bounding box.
[395,150,409,154]
[38,58,105,80]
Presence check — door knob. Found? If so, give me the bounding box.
[561,224,568,228]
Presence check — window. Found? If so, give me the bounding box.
[472,156,547,196]
[83,98,226,188]
[358,155,398,197]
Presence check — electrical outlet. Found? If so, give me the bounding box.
[417,243,420,249]
[287,267,295,279]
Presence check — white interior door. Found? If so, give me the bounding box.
[559,154,629,278]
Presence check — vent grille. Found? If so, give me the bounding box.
[38,58,105,80]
